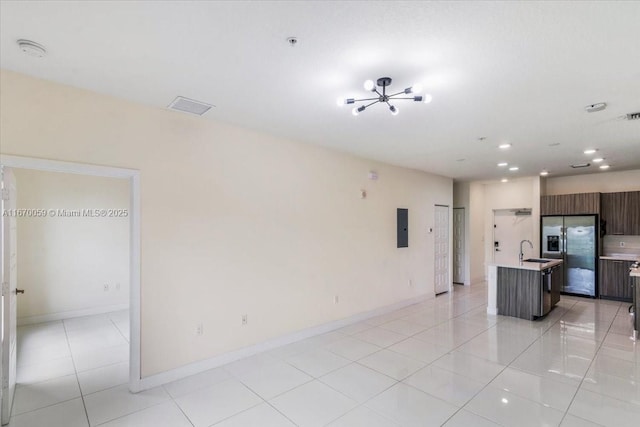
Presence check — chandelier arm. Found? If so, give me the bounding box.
[387,90,406,98]
[363,100,380,108]
[352,97,381,102]
[389,96,418,100]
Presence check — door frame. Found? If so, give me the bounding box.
[434,204,451,294]
[0,155,142,392]
[452,207,465,285]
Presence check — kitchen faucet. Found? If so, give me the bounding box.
[519,239,533,262]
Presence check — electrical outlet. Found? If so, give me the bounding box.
[620,241,625,247]
[334,295,339,304]
[242,314,248,325]
[196,323,203,335]
[103,284,109,291]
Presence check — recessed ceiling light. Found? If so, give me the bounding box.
[599,164,610,170]
[540,171,549,176]
[499,143,512,149]
[592,157,604,163]
[497,162,508,167]
[501,178,508,183]
[583,149,597,154]
[509,166,519,171]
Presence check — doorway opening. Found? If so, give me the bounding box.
[434,204,450,295]
[0,156,141,425]
[453,208,465,285]
[492,209,533,265]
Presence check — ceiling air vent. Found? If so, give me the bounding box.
[626,112,640,121]
[571,163,591,169]
[167,96,213,116]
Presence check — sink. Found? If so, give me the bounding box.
[524,258,552,263]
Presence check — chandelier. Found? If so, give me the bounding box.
[337,77,432,116]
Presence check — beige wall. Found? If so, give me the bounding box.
[468,182,486,284]
[14,169,129,322]
[0,70,452,377]
[544,169,640,195]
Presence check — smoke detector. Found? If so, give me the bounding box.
[585,102,606,113]
[17,39,47,58]
[167,96,214,116]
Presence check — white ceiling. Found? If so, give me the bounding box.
[1,1,639,181]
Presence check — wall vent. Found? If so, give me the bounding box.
[168,96,214,116]
[626,112,640,121]
[571,163,591,168]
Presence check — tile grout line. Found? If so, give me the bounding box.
[61,319,92,427]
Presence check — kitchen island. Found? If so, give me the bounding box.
[487,259,563,320]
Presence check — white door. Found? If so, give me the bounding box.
[453,208,465,284]
[434,205,450,294]
[493,210,533,264]
[1,167,17,425]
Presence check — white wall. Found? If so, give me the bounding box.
[13,169,129,323]
[544,169,640,195]
[0,70,452,377]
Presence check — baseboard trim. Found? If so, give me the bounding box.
[134,293,431,392]
[17,303,129,326]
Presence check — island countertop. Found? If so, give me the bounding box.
[487,258,563,271]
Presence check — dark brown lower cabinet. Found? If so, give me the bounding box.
[599,259,633,302]
[497,267,541,320]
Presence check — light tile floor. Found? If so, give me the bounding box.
[9,284,640,426]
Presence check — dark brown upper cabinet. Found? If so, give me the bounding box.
[540,192,600,216]
[601,191,640,235]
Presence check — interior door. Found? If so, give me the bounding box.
[493,210,533,264]
[453,208,465,284]
[434,205,450,294]
[1,167,17,425]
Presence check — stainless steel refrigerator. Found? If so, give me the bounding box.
[541,215,598,297]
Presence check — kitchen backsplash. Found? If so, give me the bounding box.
[603,235,640,256]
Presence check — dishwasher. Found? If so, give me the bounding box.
[539,264,561,317]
